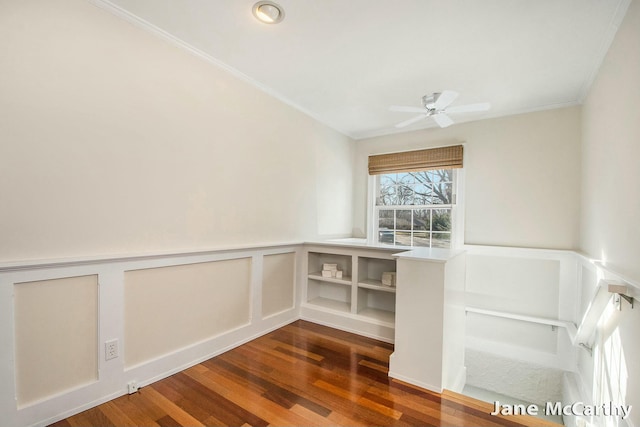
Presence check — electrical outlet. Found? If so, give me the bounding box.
[127,381,139,394]
[105,339,118,360]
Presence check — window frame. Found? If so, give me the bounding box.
[367,167,465,249]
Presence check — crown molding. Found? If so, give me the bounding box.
[576,0,632,103]
[86,0,355,140]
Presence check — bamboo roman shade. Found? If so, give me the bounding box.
[368,145,463,175]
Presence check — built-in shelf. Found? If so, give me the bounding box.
[358,307,395,325]
[358,279,396,293]
[308,272,352,286]
[303,246,399,343]
[306,297,351,314]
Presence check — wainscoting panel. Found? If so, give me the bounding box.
[124,258,252,368]
[261,252,295,318]
[14,275,98,407]
[466,254,561,318]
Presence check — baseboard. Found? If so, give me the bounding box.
[450,366,467,393]
[387,370,443,394]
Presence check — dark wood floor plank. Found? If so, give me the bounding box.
[139,386,205,427]
[192,363,325,426]
[52,320,560,427]
[100,401,142,427]
[65,407,115,427]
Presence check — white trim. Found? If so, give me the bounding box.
[85,0,355,140]
[450,366,467,394]
[576,0,632,102]
[387,370,443,394]
[0,242,302,272]
[366,174,376,244]
[34,390,123,427]
[593,261,640,293]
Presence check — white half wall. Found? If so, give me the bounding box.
[0,244,301,427]
[353,107,582,249]
[0,0,354,263]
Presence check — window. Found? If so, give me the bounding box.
[367,145,463,248]
[374,169,456,248]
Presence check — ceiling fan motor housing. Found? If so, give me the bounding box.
[422,93,439,110]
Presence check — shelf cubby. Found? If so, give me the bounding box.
[306,278,351,314]
[357,256,396,289]
[356,286,396,325]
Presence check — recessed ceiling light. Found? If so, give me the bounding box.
[252,1,285,24]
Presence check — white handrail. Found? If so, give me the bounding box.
[573,279,622,347]
[465,306,577,342]
[466,276,633,355]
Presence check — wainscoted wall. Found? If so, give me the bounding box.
[463,245,580,403]
[464,245,579,370]
[465,244,639,427]
[1,243,636,427]
[0,245,299,427]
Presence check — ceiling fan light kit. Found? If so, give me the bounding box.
[390,90,491,129]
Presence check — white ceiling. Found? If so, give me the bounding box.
[98,0,629,139]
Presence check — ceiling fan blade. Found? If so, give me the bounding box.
[446,102,491,114]
[389,105,428,114]
[432,113,454,128]
[395,114,427,128]
[433,90,459,110]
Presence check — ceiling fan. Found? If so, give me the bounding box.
[389,90,490,128]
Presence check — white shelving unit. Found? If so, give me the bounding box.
[301,242,467,393]
[302,245,398,342]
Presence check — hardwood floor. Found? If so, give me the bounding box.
[51,320,559,426]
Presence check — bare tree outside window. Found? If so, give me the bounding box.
[376,170,453,248]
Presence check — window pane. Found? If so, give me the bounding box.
[412,209,430,231]
[411,171,430,185]
[432,209,452,232]
[396,210,412,230]
[395,231,411,246]
[398,173,415,184]
[378,230,395,244]
[412,232,430,247]
[413,184,432,205]
[378,209,394,230]
[432,232,451,248]
[378,185,398,205]
[397,185,414,205]
[380,174,396,186]
[432,183,452,204]
[429,169,452,183]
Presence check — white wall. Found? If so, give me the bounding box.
[579,1,639,425]
[0,0,354,263]
[353,107,582,249]
[580,0,640,284]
